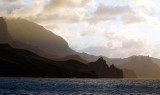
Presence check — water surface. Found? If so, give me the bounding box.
[0,78,159,95]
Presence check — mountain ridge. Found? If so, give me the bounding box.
[0,17,56,58]
[4,17,77,57]
[118,56,160,78]
[0,43,97,78]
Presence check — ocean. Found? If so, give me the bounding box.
[0,78,159,95]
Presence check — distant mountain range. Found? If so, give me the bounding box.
[118,56,160,78]
[1,17,160,78]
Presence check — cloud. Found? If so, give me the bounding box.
[80,38,148,58]
[86,15,114,25]
[44,0,75,10]
[44,0,91,10]
[2,0,22,3]
[121,39,146,50]
[104,25,138,40]
[131,0,151,10]
[85,4,133,25]
[121,13,146,24]
[94,4,133,16]
[11,1,44,18]
[31,0,91,25]
[0,0,89,25]
[0,2,23,14]
[81,24,104,36]
[86,25,150,58]
[86,3,146,25]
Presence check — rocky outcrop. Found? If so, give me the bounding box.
[88,57,123,78]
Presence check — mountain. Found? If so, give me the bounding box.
[0,17,124,78]
[2,17,160,79]
[151,57,160,67]
[78,53,101,62]
[118,56,160,78]
[88,57,123,78]
[122,69,137,78]
[0,17,56,58]
[2,17,76,57]
[0,44,97,78]
[52,55,88,64]
[0,17,135,64]
[78,53,131,66]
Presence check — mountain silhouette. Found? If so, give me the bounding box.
[119,56,160,78]
[53,55,88,64]
[0,44,97,78]
[0,17,56,58]
[0,17,133,64]
[0,17,124,78]
[88,57,123,78]
[2,17,76,57]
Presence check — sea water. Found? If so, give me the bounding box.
[0,78,160,95]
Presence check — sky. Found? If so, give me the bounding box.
[1,0,160,58]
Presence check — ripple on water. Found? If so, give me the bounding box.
[0,78,160,95]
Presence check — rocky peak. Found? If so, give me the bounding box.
[97,57,106,63]
[110,64,115,69]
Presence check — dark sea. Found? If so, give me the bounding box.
[0,78,160,95]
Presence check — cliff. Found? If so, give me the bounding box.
[88,57,123,78]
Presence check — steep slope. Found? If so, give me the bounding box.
[88,57,123,78]
[0,17,56,58]
[119,56,160,78]
[0,44,97,78]
[4,18,76,57]
[0,17,10,43]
